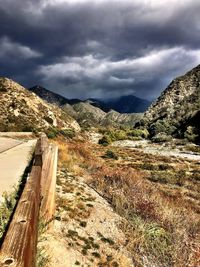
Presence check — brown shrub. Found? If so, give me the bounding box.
[56,139,200,267]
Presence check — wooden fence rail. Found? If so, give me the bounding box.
[0,134,58,267]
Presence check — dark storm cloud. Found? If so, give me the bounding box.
[0,0,200,100]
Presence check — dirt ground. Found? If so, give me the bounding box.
[38,168,133,267]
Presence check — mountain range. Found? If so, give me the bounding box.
[29,86,146,127]
[29,86,151,113]
[1,64,200,142]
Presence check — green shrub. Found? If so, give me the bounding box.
[98,135,112,146]
[99,128,148,144]
[184,126,199,142]
[22,125,37,132]
[59,129,75,139]
[148,170,186,186]
[129,128,149,138]
[151,133,172,143]
[103,150,118,160]
[149,120,176,136]
[185,144,200,153]
[0,190,17,239]
[46,127,59,139]
[113,130,127,140]
[107,130,127,141]
[140,162,158,171]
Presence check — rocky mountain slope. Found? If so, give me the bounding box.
[63,101,142,127]
[144,64,200,140]
[30,86,143,127]
[29,85,68,105]
[30,86,150,114]
[0,78,80,132]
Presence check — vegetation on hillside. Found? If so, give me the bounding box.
[143,65,200,144]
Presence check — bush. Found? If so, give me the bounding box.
[129,128,149,139]
[107,130,127,141]
[185,144,200,153]
[151,133,172,143]
[98,135,112,146]
[99,129,128,145]
[100,128,148,144]
[149,120,176,136]
[46,127,59,139]
[22,125,37,132]
[148,170,186,186]
[184,126,199,143]
[103,150,119,160]
[59,129,75,139]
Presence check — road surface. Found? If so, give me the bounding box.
[0,137,23,153]
[0,138,36,202]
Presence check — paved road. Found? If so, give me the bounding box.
[0,138,37,202]
[0,137,23,153]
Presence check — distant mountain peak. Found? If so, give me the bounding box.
[102,94,151,113]
[30,85,68,105]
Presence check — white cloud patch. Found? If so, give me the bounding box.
[38,46,200,99]
[0,37,41,59]
[39,47,200,80]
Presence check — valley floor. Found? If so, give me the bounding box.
[38,136,200,267]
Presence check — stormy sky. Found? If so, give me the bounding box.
[0,0,200,100]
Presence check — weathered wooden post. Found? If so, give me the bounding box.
[40,143,58,224]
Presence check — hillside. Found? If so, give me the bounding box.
[63,101,142,127]
[29,85,68,105]
[0,78,80,133]
[30,86,143,127]
[144,65,200,141]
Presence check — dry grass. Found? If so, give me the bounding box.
[55,139,200,267]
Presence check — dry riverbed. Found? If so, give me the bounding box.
[112,139,200,161]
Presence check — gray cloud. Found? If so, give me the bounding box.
[0,37,41,59]
[0,0,200,100]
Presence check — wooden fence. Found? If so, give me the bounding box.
[0,134,58,267]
